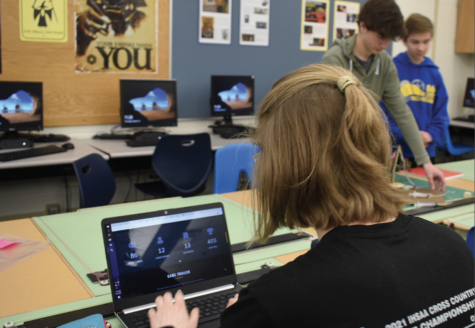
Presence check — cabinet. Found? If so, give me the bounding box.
[455,0,474,53]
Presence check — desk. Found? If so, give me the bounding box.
[86,133,249,158]
[0,219,93,318]
[0,193,313,322]
[1,161,473,325]
[0,140,109,170]
[450,119,475,129]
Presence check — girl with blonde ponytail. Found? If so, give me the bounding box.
[148,65,473,328]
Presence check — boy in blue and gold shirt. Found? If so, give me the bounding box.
[385,13,450,164]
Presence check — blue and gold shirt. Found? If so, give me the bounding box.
[384,52,450,158]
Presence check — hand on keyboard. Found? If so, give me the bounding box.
[148,290,199,328]
[226,293,239,308]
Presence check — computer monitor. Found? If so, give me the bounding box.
[463,77,474,108]
[0,81,43,136]
[210,75,254,125]
[120,79,178,129]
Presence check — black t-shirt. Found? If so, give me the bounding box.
[220,214,475,328]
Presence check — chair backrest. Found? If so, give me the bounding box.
[438,126,475,155]
[73,154,116,208]
[152,133,212,197]
[443,126,457,152]
[467,227,475,257]
[213,142,258,194]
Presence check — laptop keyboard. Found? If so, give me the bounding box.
[126,291,238,327]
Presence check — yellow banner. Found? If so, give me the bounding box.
[75,0,158,73]
[19,0,68,42]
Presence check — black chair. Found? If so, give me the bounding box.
[73,153,116,208]
[135,133,212,197]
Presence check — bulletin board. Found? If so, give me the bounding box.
[172,0,371,119]
[0,0,170,127]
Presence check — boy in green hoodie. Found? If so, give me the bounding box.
[321,0,445,191]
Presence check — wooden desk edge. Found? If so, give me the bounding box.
[31,219,95,298]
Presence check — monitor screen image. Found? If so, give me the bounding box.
[463,78,474,108]
[0,81,43,132]
[120,79,178,128]
[211,75,254,117]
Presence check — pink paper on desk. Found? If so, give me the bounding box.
[0,238,18,249]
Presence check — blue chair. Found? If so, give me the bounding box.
[437,126,474,155]
[467,227,474,257]
[213,142,258,194]
[136,133,212,197]
[73,154,116,208]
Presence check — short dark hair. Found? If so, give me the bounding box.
[357,0,405,40]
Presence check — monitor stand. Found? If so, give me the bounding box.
[131,129,168,141]
[0,131,33,150]
[209,115,253,139]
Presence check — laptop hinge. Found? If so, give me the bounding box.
[123,284,235,314]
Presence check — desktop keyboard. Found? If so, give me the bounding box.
[125,291,238,327]
[28,134,70,142]
[0,145,67,162]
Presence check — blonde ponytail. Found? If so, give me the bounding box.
[250,64,411,241]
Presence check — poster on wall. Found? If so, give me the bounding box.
[239,0,270,47]
[199,0,232,45]
[75,0,158,73]
[19,0,68,42]
[300,0,329,51]
[333,1,360,40]
[0,0,2,74]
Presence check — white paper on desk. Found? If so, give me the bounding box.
[0,233,49,272]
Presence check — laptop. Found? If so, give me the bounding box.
[102,202,242,328]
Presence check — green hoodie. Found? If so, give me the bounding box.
[321,34,430,165]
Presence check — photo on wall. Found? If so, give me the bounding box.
[75,0,158,73]
[202,0,229,13]
[0,0,2,74]
[239,0,270,46]
[300,0,329,51]
[199,0,232,44]
[333,1,360,41]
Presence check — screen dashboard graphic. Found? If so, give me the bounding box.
[0,82,43,132]
[106,208,234,300]
[120,80,177,128]
[211,76,254,116]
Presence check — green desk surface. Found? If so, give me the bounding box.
[32,194,313,298]
[395,174,474,203]
[416,204,474,224]
[4,161,473,324]
[436,160,474,182]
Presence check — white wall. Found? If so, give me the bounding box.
[392,0,436,58]
[395,0,475,118]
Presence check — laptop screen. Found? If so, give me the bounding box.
[104,205,235,302]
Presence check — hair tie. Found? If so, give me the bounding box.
[337,76,357,93]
